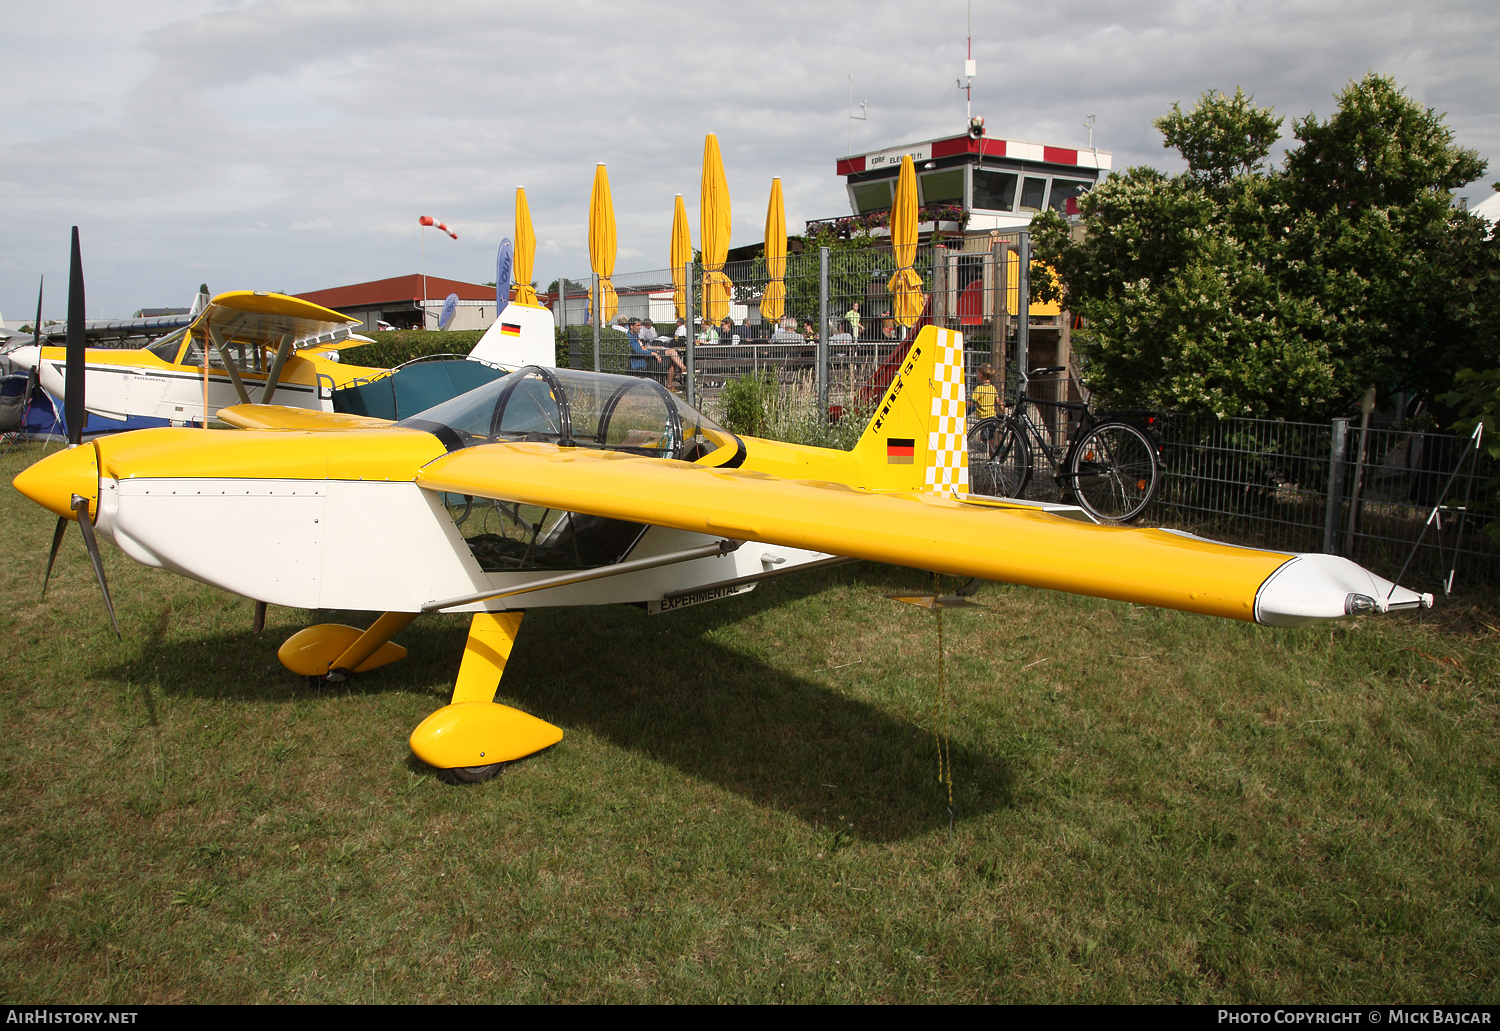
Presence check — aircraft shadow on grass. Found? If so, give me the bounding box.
[106,563,1015,843]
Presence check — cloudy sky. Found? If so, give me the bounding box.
[4,0,1497,321]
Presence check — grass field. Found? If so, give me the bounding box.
[1,440,1498,1003]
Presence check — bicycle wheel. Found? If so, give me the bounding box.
[967,417,1031,498]
[1065,420,1161,522]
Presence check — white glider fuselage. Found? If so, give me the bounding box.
[94,471,826,613]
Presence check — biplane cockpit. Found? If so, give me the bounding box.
[399,366,747,574]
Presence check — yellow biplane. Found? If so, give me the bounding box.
[16,285,1432,781]
[6,288,556,430]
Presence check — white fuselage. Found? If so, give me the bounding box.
[93,474,830,613]
[28,353,328,425]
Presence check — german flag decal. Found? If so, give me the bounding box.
[500,323,522,337]
[886,438,915,464]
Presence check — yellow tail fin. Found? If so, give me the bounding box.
[850,326,968,497]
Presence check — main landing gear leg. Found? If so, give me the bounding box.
[408,610,563,784]
[276,612,416,681]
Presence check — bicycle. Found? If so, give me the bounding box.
[968,366,1164,523]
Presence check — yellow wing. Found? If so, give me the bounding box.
[191,291,361,349]
[415,442,1289,622]
[218,404,393,431]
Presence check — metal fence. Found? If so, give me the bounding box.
[553,245,1500,591]
[557,235,1038,413]
[1146,416,1497,589]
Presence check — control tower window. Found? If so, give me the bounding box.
[1048,179,1092,213]
[919,169,964,206]
[1018,176,1049,213]
[851,180,892,214]
[973,170,1017,212]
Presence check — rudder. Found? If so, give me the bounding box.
[850,326,968,497]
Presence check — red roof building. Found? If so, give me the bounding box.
[296,275,500,331]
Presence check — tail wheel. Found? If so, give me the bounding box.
[967,418,1031,499]
[1065,421,1161,522]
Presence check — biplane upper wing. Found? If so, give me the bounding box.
[191,291,361,348]
[414,442,1427,626]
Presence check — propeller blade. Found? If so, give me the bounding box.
[32,275,43,348]
[71,494,120,637]
[65,227,85,447]
[41,514,68,600]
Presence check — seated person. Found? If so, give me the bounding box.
[629,317,686,391]
[769,316,802,343]
[718,317,736,346]
[880,313,900,341]
[827,319,854,351]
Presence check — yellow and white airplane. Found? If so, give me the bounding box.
[6,289,557,428]
[14,324,1432,783]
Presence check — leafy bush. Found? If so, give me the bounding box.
[351,330,483,370]
[713,370,869,451]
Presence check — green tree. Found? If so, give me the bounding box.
[1155,87,1283,186]
[1036,74,1495,422]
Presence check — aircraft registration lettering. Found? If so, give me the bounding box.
[647,583,755,614]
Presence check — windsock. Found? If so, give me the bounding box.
[419,216,458,240]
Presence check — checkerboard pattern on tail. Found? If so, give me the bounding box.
[926,330,968,499]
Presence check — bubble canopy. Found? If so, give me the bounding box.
[400,366,744,466]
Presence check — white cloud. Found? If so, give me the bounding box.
[3,0,1497,317]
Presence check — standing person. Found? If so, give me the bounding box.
[971,364,1000,421]
[845,301,862,339]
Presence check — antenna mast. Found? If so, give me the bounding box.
[965,0,974,121]
[847,73,867,155]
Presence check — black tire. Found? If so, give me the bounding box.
[435,762,508,784]
[1064,420,1161,522]
[967,418,1031,498]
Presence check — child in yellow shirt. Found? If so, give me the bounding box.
[971,364,1000,421]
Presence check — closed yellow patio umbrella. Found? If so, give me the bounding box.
[761,178,786,324]
[888,154,924,328]
[699,134,732,323]
[670,194,691,320]
[512,186,539,306]
[589,163,618,324]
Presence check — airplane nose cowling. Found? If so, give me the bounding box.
[13,443,99,521]
[7,345,40,371]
